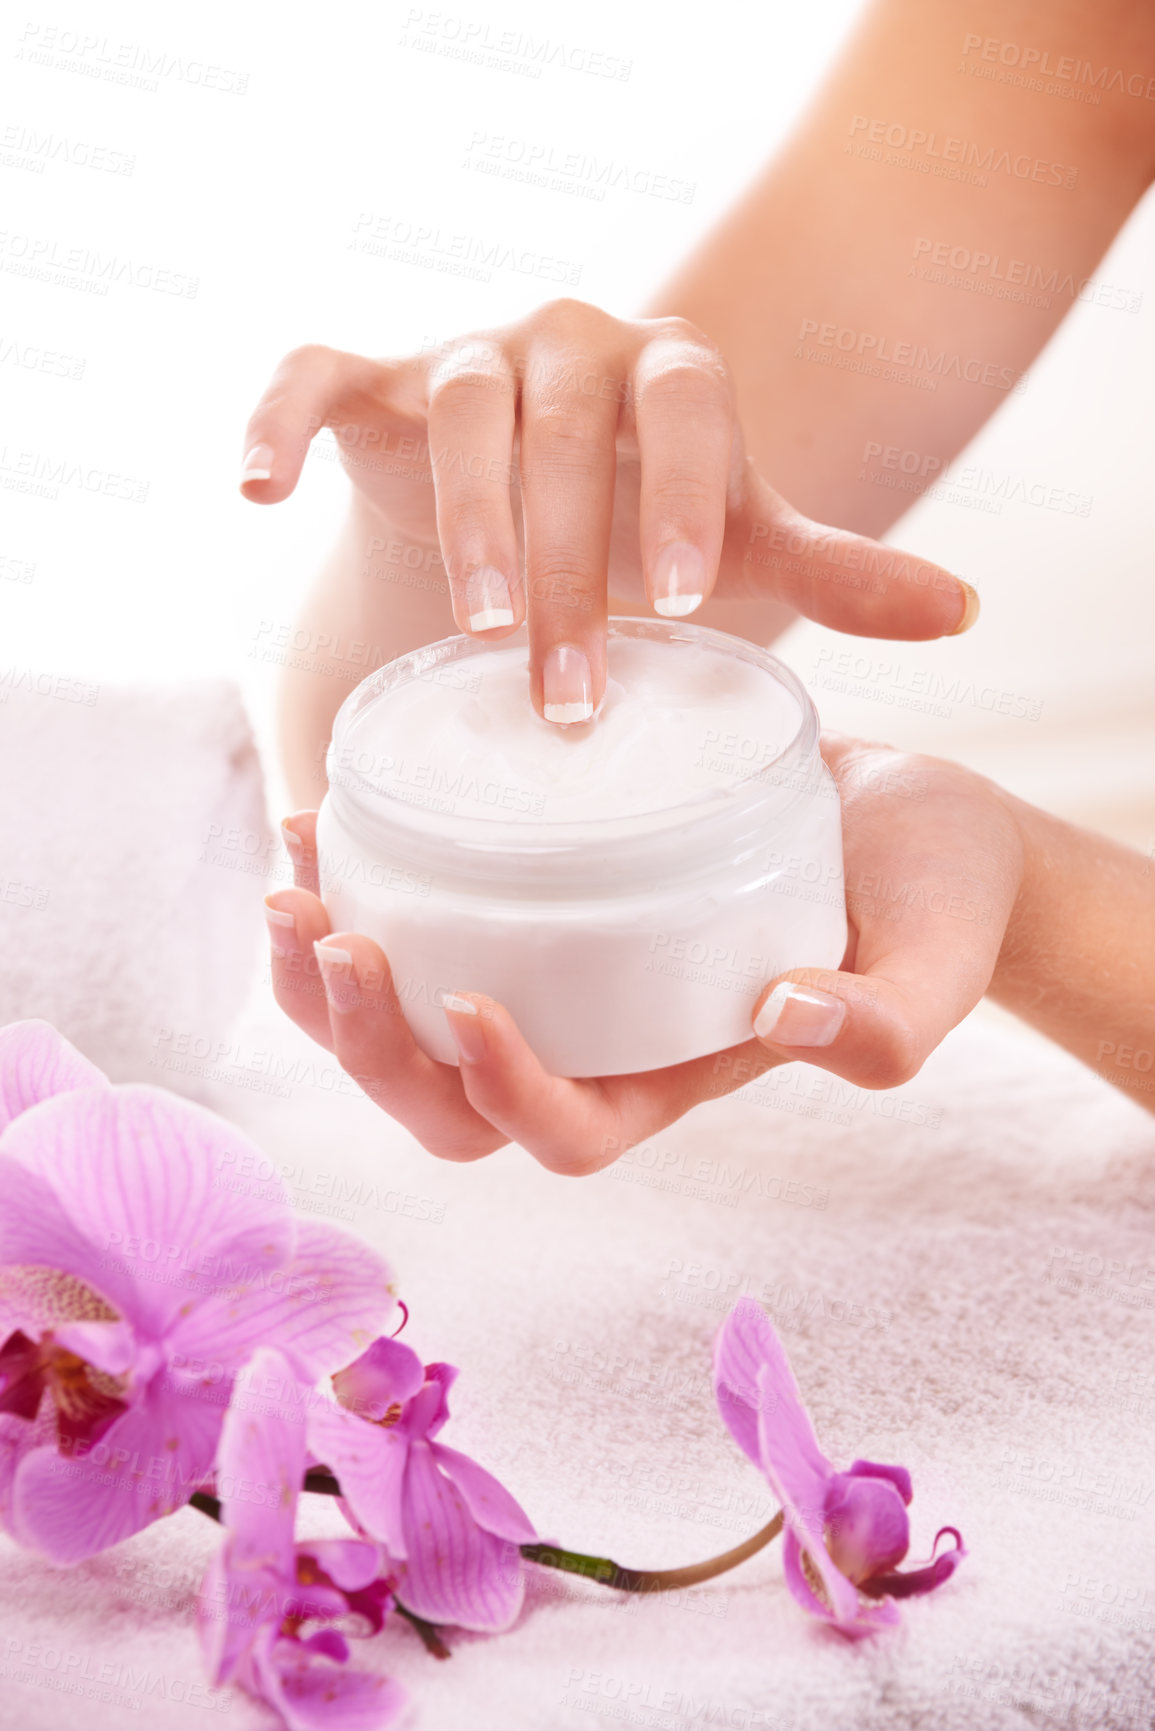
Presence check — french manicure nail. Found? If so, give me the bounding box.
[652,542,705,618]
[465,566,515,632]
[542,643,593,725]
[949,580,980,636]
[314,940,359,1012]
[314,940,353,970]
[442,993,486,1063]
[753,981,846,1047]
[264,902,296,956]
[281,821,304,863]
[240,443,275,485]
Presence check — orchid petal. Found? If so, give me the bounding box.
[51,1319,137,1378]
[430,1442,537,1544]
[298,1628,350,1664]
[304,1538,383,1595]
[396,1437,524,1631]
[199,1550,288,1687]
[13,1373,223,1561]
[307,1401,408,1559]
[782,1527,901,1637]
[178,1220,396,1381]
[824,1472,910,1584]
[847,1459,913,1505]
[0,1167,130,1323]
[0,1021,108,1132]
[217,1348,305,1577]
[754,1363,859,1628]
[255,1640,405,1731]
[714,1299,829,1495]
[0,1088,295,1339]
[332,1336,424,1422]
[862,1527,967,1601]
[407,1362,457,1439]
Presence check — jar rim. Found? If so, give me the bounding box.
[323,617,826,881]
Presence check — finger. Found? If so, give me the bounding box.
[441,992,784,1175]
[750,809,1018,1092]
[425,339,523,639]
[265,889,335,1052]
[313,937,505,1161]
[281,811,319,896]
[633,326,735,619]
[239,344,396,503]
[519,319,624,722]
[733,473,980,640]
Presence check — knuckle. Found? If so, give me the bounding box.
[280,341,336,370]
[647,471,719,512]
[868,1023,923,1090]
[428,365,514,412]
[532,296,604,331]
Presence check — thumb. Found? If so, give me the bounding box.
[749,948,994,1092]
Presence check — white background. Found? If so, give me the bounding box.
[2,0,1153,843]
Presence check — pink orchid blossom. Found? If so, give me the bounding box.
[715,1298,965,1637]
[308,1334,537,1631]
[0,1020,396,1563]
[200,1346,405,1731]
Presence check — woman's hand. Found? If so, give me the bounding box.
[263,741,1026,1174]
[241,302,976,723]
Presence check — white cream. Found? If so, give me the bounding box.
[318,621,846,1077]
[349,637,803,824]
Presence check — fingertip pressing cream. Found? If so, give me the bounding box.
[317,619,847,1076]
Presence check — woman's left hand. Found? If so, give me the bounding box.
[265,738,1026,1174]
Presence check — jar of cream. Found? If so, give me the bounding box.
[317,618,846,1077]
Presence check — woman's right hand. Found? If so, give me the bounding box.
[240,301,977,724]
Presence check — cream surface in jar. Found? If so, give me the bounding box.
[318,619,847,1076]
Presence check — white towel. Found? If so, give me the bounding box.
[0,678,274,1088]
[3,986,1150,1729]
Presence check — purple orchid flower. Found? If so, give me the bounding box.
[308,1334,537,1632]
[0,1020,396,1563]
[714,1298,965,1636]
[199,1345,405,1731]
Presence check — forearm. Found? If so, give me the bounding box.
[278,496,455,809]
[648,0,1155,532]
[991,799,1155,1109]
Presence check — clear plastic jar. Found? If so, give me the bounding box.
[317,618,846,1076]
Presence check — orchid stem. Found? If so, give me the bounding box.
[392,1602,450,1660]
[519,1511,785,1593]
[190,1490,223,1522]
[193,1474,784,1598]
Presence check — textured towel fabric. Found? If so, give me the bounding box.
[0,982,1151,1731]
[0,680,273,1087]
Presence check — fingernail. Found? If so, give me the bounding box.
[314,940,353,970]
[314,940,358,1011]
[441,993,486,1063]
[753,982,846,1047]
[240,443,275,485]
[465,566,515,633]
[652,542,705,618]
[542,644,593,725]
[264,901,296,957]
[949,580,980,636]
